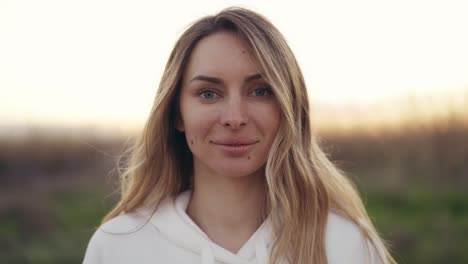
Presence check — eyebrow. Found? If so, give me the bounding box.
[189,73,263,84]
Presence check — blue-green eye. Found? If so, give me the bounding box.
[252,87,272,97]
[199,89,218,99]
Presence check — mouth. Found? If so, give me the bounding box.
[210,139,259,156]
[210,139,259,146]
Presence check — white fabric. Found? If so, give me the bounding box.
[83,190,381,264]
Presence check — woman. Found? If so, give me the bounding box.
[83,7,396,264]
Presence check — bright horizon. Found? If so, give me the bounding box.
[1,0,467,130]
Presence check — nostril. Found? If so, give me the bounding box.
[223,121,247,128]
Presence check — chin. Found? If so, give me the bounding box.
[214,164,266,179]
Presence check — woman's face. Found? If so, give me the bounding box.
[177,31,281,178]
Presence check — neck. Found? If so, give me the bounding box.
[186,166,267,253]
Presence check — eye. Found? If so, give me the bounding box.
[199,89,219,99]
[250,85,273,97]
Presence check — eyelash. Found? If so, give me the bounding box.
[198,88,219,99]
[198,86,273,99]
[251,86,273,97]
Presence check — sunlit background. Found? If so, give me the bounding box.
[1,0,467,263]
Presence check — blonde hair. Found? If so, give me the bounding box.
[103,7,396,264]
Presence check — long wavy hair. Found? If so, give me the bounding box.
[103,7,396,264]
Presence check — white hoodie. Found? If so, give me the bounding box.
[83,190,381,264]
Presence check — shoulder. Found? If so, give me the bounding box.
[100,209,152,233]
[82,209,156,264]
[325,212,382,264]
[326,212,363,246]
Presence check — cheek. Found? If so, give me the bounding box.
[262,105,281,133]
[272,106,281,127]
[272,104,281,130]
[181,110,216,144]
[261,107,281,153]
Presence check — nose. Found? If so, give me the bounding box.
[220,96,248,129]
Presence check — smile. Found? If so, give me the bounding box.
[210,140,259,156]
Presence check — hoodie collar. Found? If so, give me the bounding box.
[145,190,273,264]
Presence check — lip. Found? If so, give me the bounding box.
[210,139,259,156]
[211,139,259,145]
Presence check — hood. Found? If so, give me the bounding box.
[144,190,273,264]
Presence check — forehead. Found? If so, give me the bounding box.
[183,31,260,81]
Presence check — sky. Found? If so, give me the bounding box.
[1,0,467,130]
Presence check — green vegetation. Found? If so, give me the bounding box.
[0,188,113,264]
[364,189,468,263]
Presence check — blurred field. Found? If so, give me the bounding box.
[319,112,468,263]
[1,98,467,263]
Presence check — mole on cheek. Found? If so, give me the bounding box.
[247,156,251,160]
[190,140,194,145]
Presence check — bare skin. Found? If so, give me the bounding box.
[186,166,266,253]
